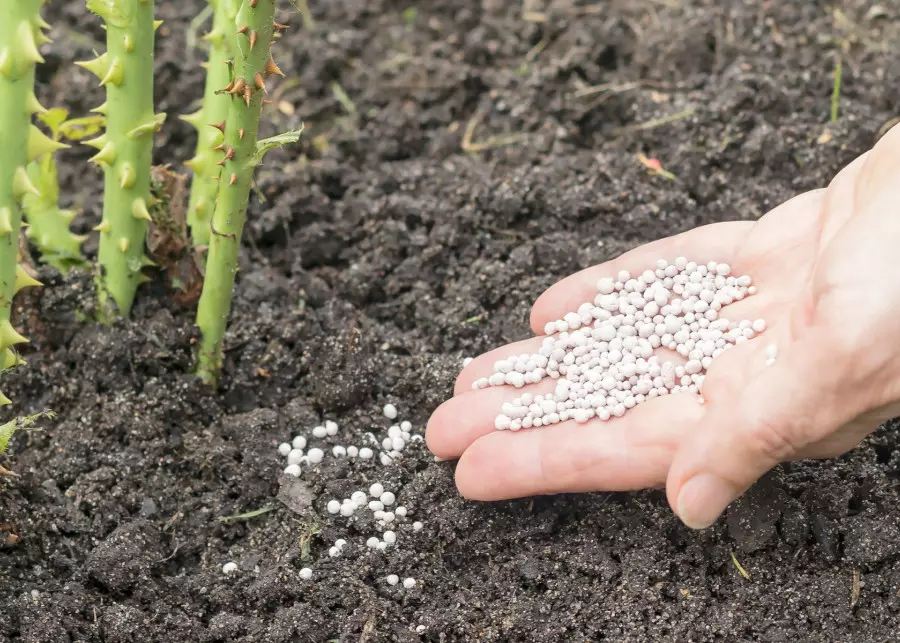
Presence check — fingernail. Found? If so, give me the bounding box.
[676,473,735,529]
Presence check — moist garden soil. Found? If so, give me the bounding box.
[2,0,900,641]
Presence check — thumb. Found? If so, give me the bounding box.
[665,326,851,529]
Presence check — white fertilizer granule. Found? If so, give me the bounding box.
[471,258,766,429]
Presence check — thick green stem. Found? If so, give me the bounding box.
[0,1,52,405]
[183,0,240,247]
[195,0,279,386]
[79,0,165,320]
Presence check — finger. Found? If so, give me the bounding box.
[454,393,704,500]
[455,337,546,395]
[529,220,755,334]
[426,379,556,459]
[855,122,900,214]
[665,324,853,529]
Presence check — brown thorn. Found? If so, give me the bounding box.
[239,129,245,140]
[213,142,227,152]
[224,146,235,161]
[229,173,238,185]
[210,120,226,132]
[273,21,289,32]
[249,0,258,7]
[242,84,253,106]
[236,24,249,36]
[249,30,258,50]
[220,79,236,94]
[254,72,266,92]
[228,77,247,96]
[265,57,285,78]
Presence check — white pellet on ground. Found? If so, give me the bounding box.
[472,258,767,430]
[387,574,399,585]
[277,442,291,456]
[283,464,301,477]
[383,403,398,420]
[403,578,416,589]
[307,448,324,464]
[413,521,423,531]
[291,435,307,450]
[380,491,396,506]
[299,568,313,580]
[312,425,328,438]
[327,500,341,514]
[222,562,238,574]
[325,420,339,436]
[369,483,384,498]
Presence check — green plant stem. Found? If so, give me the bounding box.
[0,0,53,405]
[184,0,240,247]
[195,0,279,386]
[80,0,165,320]
[830,56,842,123]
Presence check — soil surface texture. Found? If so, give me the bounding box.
[2,0,900,641]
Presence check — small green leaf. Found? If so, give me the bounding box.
[250,127,303,168]
[37,108,71,140]
[0,411,55,456]
[60,115,107,142]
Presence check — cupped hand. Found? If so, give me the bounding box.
[426,124,900,529]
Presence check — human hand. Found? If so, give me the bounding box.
[426,124,900,529]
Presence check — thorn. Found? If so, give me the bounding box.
[213,142,227,152]
[273,21,289,32]
[16,21,44,64]
[100,58,125,87]
[236,24,249,36]
[242,84,253,106]
[228,77,247,96]
[265,57,285,78]
[0,321,28,350]
[13,167,40,199]
[84,134,108,150]
[28,125,68,162]
[26,91,46,115]
[118,237,130,253]
[224,146,235,161]
[75,52,109,80]
[91,101,109,115]
[132,198,152,221]
[14,266,42,294]
[154,20,164,31]
[249,0,259,6]
[93,221,111,233]
[254,72,266,92]
[89,141,117,166]
[220,79,236,94]
[0,208,12,235]
[127,113,167,139]
[211,120,226,133]
[239,129,245,140]
[229,173,238,185]
[119,163,136,189]
[249,30,258,50]
[180,109,205,129]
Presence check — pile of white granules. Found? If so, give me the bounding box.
[472,258,767,430]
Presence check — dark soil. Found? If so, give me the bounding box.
[2,0,900,641]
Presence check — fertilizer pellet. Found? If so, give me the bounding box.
[765,343,778,366]
[366,537,380,548]
[478,258,766,429]
[369,500,384,512]
[222,562,238,575]
[400,420,412,431]
[412,521,423,531]
[340,503,355,517]
[307,448,324,464]
[387,574,400,585]
[382,512,395,523]
[283,464,301,477]
[332,445,347,457]
[299,568,313,580]
[325,420,339,436]
[359,447,374,460]
[377,541,388,551]
[351,491,368,507]
[327,500,341,514]
[383,404,398,420]
[369,483,384,497]
[287,449,304,465]
[403,578,416,589]
[335,539,347,549]
[292,435,307,450]
[312,425,328,438]
[328,546,341,557]
[347,446,359,457]
[380,453,393,466]
[277,442,291,456]
[383,530,397,544]
[395,506,408,517]
[373,510,385,520]
[380,491,396,506]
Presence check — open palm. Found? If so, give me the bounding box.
[427,125,900,528]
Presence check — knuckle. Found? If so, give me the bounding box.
[743,411,805,463]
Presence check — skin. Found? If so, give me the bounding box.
[426,123,900,530]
